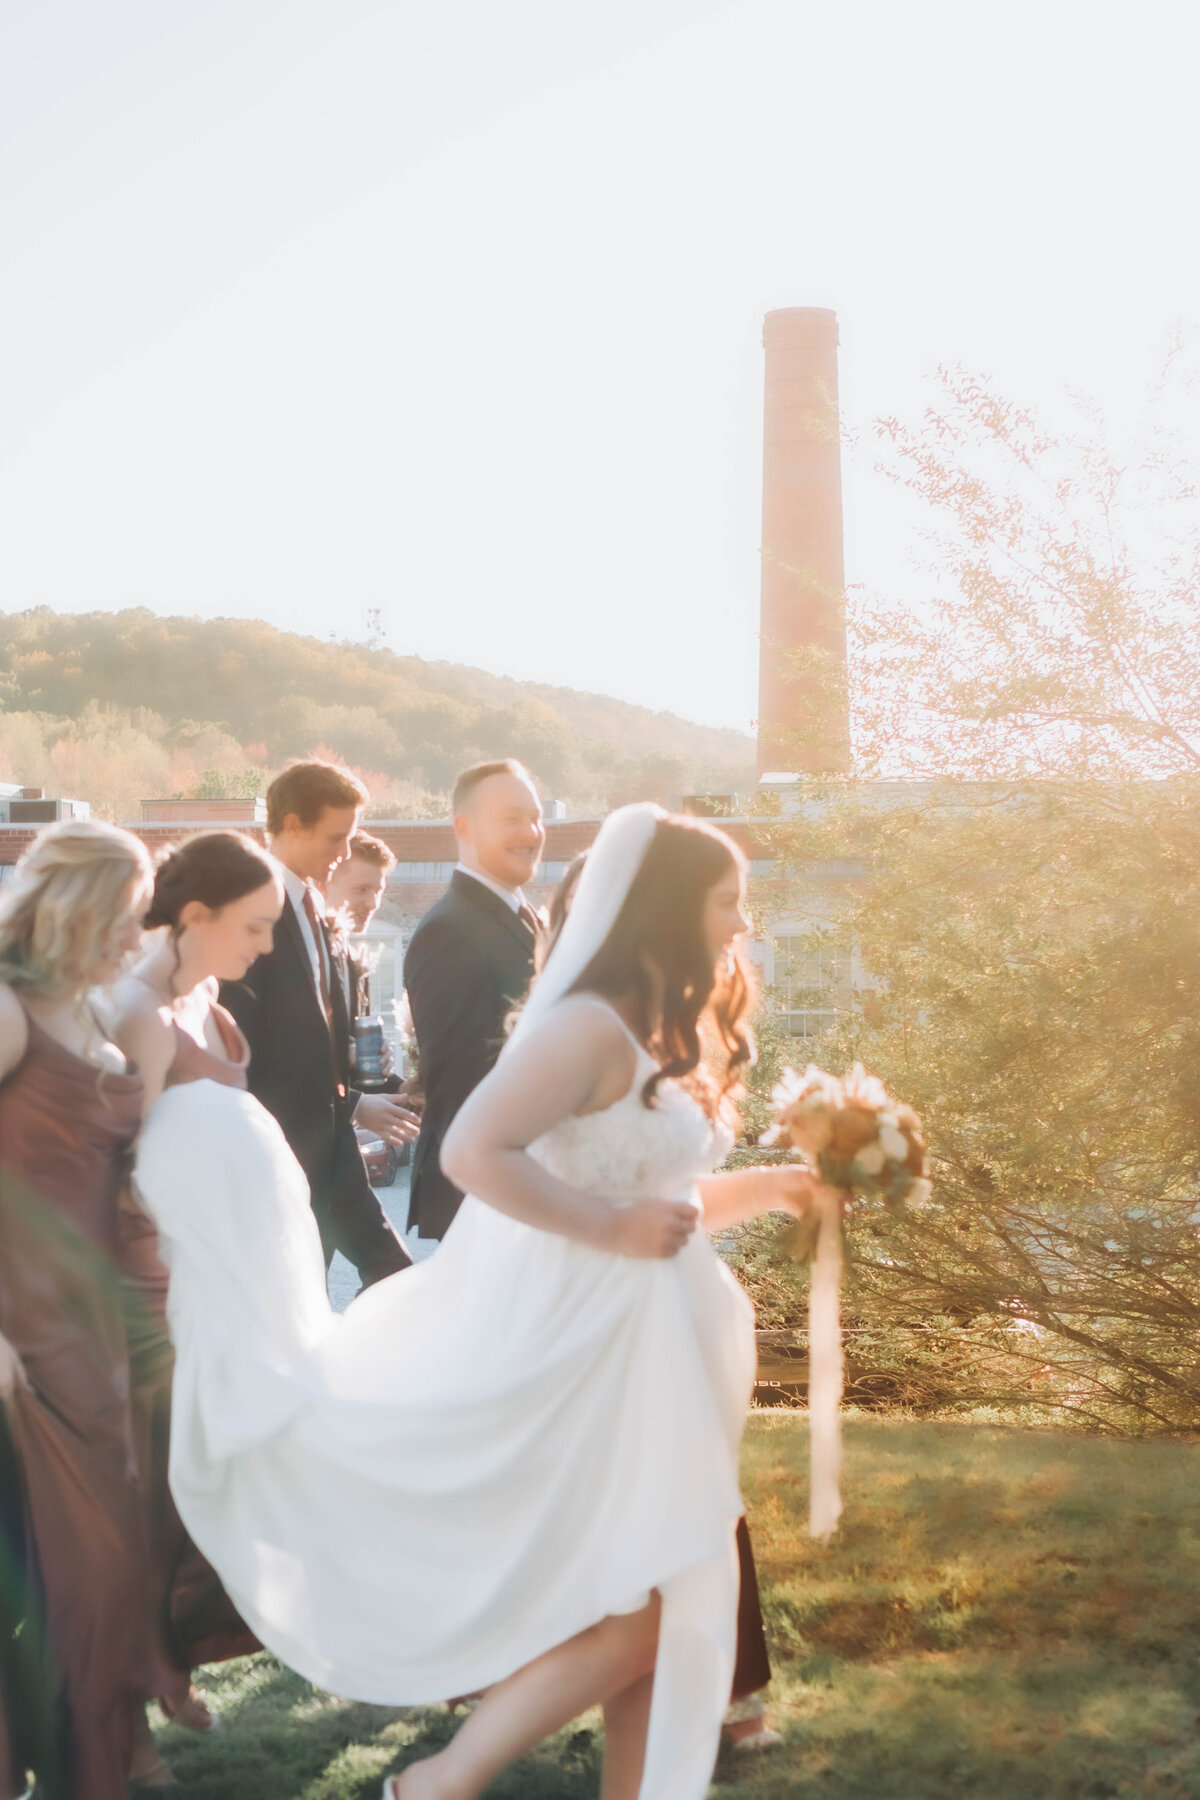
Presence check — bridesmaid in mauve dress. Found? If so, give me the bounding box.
[109,829,285,1775]
[0,820,154,1800]
[115,1010,261,1715]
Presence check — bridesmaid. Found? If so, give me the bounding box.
[109,830,284,1775]
[543,854,779,1756]
[0,820,153,1800]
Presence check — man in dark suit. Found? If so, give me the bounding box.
[403,759,545,1240]
[221,761,414,1287]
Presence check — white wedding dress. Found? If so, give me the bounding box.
[135,1004,757,1800]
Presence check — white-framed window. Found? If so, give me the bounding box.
[772,932,842,1039]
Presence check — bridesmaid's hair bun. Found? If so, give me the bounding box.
[146,831,279,932]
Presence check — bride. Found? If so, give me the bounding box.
[134,803,820,1800]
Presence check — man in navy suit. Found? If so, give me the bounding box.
[221,760,414,1286]
[403,760,545,1241]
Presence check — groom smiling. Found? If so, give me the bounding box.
[403,760,545,1241]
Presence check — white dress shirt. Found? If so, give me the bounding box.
[454,861,525,915]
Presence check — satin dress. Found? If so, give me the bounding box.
[116,1003,260,1706]
[0,1003,145,1800]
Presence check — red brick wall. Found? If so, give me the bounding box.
[0,817,771,871]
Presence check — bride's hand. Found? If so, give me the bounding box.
[0,1332,29,1403]
[758,1166,847,1219]
[607,1199,700,1260]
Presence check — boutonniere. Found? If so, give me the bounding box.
[326,904,353,960]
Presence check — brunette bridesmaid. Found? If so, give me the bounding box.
[0,821,153,1800]
[109,830,284,1775]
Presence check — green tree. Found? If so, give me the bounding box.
[0,607,755,817]
[189,767,266,801]
[849,364,1200,781]
[746,365,1200,1430]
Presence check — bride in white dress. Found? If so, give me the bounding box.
[134,804,820,1800]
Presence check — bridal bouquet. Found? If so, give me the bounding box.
[760,1063,929,1543]
[762,1062,930,1240]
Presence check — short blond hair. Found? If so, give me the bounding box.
[451,759,534,816]
[0,820,154,994]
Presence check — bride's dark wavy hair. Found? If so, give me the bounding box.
[566,816,755,1118]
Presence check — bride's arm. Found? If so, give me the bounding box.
[441,1000,701,1260]
[697,1164,825,1232]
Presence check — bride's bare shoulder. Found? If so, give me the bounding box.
[507,996,639,1111]
[524,994,635,1052]
[542,992,622,1026]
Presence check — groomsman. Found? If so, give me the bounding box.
[325,831,395,1029]
[221,761,412,1286]
[324,828,395,1017]
[403,760,545,1240]
[324,829,422,1125]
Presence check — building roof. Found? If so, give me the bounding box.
[0,814,777,868]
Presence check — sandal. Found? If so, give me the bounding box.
[727,1720,784,1752]
[722,1695,783,1754]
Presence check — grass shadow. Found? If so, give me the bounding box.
[158,1416,1200,1799]
[154,1660,602,1799]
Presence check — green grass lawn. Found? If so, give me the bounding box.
[151,1414,1200,1799]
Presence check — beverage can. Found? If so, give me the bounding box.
[352,1016,388,1091]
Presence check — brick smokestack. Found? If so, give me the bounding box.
[756,307,850,775]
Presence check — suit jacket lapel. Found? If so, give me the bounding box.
[321,919,351,1084]
[280,896,335,1038]
[451,869,538,953]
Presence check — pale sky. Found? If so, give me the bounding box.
[2,0,1197,733]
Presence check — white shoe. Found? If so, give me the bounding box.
[730,1723,784,1753]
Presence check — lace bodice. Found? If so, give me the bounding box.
[527,1015,732,1203]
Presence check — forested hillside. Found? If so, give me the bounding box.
[0,608,754,820]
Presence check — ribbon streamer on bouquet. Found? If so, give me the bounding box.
[807,1186,845,1540]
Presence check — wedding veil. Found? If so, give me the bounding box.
[508,802,664,1046]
